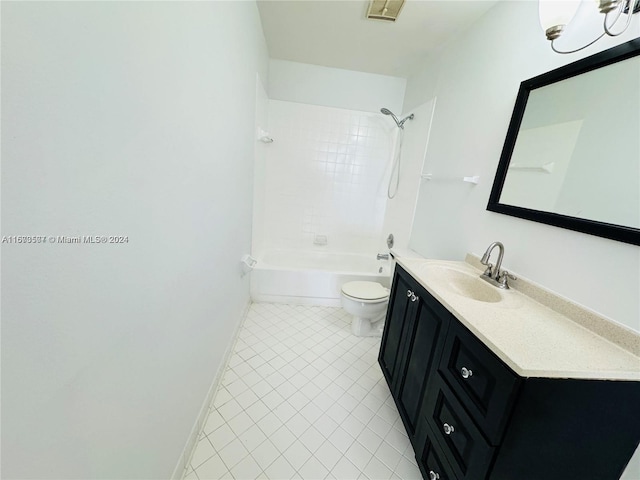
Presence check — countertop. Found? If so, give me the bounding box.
[396,256,640,381]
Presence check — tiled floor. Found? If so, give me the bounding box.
[183,303,423,480]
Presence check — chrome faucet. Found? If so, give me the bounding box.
[480,241,516,289]
[481,241,504,278]
[377,253,390,261]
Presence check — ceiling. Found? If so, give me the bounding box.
[257,0,500,78]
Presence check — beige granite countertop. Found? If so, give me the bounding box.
[396,256,640,381]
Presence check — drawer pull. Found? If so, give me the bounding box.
[429,471,440,480]
[411,293,418,302]
[407,289,413,297]
[443,423,455,435]
[461,367,473,379]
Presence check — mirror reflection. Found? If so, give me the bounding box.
[488,38,640,245]
[499,56,639,228]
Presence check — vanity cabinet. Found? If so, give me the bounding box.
[380,265,640,480]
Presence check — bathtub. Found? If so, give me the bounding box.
[250,249,392,306]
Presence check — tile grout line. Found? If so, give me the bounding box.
[189,303,420,480]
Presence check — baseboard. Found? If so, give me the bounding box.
[170,299,252,480]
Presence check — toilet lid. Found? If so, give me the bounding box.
[341,281,389,301]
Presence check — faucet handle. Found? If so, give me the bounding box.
[498,270,517,288]
[482,263,493,277]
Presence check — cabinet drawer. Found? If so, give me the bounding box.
[439,320,520,444]
[419,425,458,480]
[423,376,494,479]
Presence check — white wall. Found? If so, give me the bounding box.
[404,3,639,476]
[253,74,270,258]
[269,59,406,113]
[406,0,640,334]
[1,2,268,479]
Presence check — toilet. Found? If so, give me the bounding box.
[340,280,390,337]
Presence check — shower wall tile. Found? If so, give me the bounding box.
[258,100,395,255]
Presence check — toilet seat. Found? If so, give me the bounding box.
[341,281,389,302]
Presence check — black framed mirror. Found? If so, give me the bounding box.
[487,38,640,246]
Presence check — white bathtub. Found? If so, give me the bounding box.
[250,249,392,306]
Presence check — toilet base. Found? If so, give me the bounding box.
[351,313,386,337]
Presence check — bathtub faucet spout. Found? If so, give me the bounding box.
[377,253,390,261]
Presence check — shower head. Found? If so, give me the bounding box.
[380,108,400,125]
[380,107,414,129]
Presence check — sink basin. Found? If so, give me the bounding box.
[419,264,503,303]
[444,269,502,303]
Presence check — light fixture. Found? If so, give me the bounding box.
[540,0,640,53]
[366,0,405,22]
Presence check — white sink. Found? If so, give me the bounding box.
[419,263,503,303]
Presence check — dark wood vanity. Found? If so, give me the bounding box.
[379,264,640,480]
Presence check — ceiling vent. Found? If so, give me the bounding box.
[366,0,405,22]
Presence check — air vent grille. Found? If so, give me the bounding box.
[366,0,405,22]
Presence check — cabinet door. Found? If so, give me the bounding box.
[379,268,414,389]
[395,287,450,440]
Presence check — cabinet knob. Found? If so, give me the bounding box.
[461,367,473,379]
[407,289,413,297]
[429,471,440,480]
[443,423,455,435]
[411,293,418,302]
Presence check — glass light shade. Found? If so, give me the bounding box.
[539,0,581,30]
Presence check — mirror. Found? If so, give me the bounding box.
[487,38,640,246]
